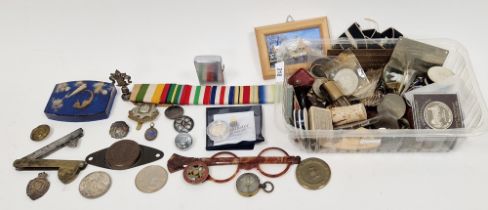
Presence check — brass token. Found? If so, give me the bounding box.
[105,140,141,170]
[79,171,111,199]
[26,172,50,200]
[296,158,331,190]
[30,124,50,141]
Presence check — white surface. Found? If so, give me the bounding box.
[1,0,488,210]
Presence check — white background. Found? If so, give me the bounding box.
[1,0,488,209]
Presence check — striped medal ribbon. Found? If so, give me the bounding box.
[129,84,276,105]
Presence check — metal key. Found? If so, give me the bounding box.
[13,128,87,184]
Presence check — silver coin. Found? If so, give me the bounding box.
[207,120,230,142]
[79,171,111,199]
[109,121,129,139]
[135,165,168,193]
[427,66,454,83]
[164,105,184,119]
[175,133,193,150]
[377,94,406,119]
[423,101,453,129]
[332,68,359,96]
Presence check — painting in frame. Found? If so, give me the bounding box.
[255,17,331,80]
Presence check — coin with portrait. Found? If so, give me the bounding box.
[423,101,453,129]
[79,171,111,199]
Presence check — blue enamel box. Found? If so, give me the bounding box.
[44,81,117,122]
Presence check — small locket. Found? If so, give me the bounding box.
[26,172,50,200]
[144,123,158,141]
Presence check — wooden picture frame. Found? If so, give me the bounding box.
[255,17,331,80]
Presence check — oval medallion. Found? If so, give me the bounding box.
[26,172,50,200]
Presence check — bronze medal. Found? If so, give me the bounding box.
[30,124,50,141]
[26,172,50,200]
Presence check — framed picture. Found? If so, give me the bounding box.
[255,17,331,80]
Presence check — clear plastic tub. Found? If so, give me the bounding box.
[277,38,488,152]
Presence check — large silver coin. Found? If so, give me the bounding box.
[377,93,406,119]
[79,171,111,199]
[135,165,168,193]
[423,101,453,129]
[296,158,331,190]
[332,68,359,96]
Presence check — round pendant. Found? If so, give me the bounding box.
[174,116,194,133]
[144,123,158,141]
[30,124,50,141]
[109,121,129,139]
[175,133,193,150]
[79,171,111,199]
[26,172,50,200]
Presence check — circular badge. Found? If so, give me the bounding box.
[183,161,209,184]
[174,116,194,133]
[79,171,111,199]
[296,158,331,190]
[109,121,129,139]
[332,68,359,96]
[423,101,454,129]
[164,105,184,119]
[135,165,168,193]
[105,140,141,170]
[175,133,193,150]
[30,124,50,141]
